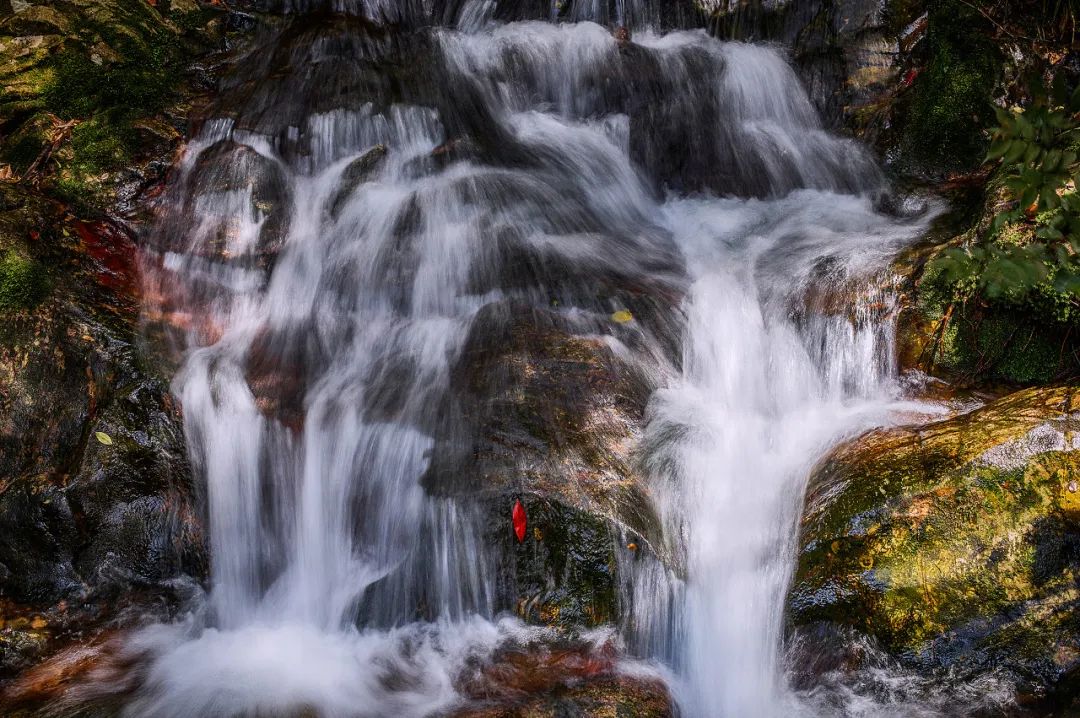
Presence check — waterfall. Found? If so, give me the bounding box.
[109,6,954,717]
[646,191,932,716]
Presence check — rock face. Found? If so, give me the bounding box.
[0,183,205,678]
[432,0,704,30]
[420,237,683,629]
[790,386,1080,703]
[170,5,690,636]
[703,0,1025,182]
[0,0,234,686]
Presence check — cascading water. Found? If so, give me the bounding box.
[80,4,1004,717]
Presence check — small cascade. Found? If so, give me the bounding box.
[100,4,968,717]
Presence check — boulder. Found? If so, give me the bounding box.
[184,138,291,272]
[423,297,679,629]
[790,385,1080,704]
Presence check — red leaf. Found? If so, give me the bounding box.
[512,500,527,543]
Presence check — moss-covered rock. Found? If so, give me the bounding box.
[0,248,47,311]
[892,0,1001,176]
[502,496,622,628]
[0,0,238,211]
[894,179,1080,387]
[790,385,1080,701]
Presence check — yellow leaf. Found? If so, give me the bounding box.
[30,616,46,630]
[611,310,633,324]
[95,432,113,446]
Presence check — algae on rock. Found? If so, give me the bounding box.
[791,385,1080,698]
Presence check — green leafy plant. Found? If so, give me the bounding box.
[933,78,1080,311]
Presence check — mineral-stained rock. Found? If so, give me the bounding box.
[790,385,1080,703]
[452,635,674,718]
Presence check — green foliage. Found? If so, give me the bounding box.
[933,78,1080,321]
[0,250,48,312]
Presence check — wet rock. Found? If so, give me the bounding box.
[211,15,441,141]
[700,0,1005,182]
[327,143,387,219]
[434,0,703,30]
[429,302,663,541]
[452,636,673,717]
[186,138,291,271]
[702,0,914,127]
[224,10,257,34]
[790,385,1080,703]
[243,324,312,431]
[0,183,205,675]
[423,299,676,628]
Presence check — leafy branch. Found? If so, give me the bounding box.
[933,77,1080,314]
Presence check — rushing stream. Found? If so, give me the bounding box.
[97,2,1007,716]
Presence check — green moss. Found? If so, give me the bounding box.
[792,387,1080,680]
[68,116,134,175]
[35,24,183,175]
[899,0,1001,174]
[934,310,1068,384]
[1,133,45,175]
[0,250,48,312]
[977,316,1062,384]
[914,239,1077,384]
[43,42,171,120]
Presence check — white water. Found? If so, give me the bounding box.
[107,9,1006,718]
[648,192,937,716]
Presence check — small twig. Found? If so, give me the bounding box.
[1057,323,1074,378]
[953,0,1035,42]
[23,115,77,183]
